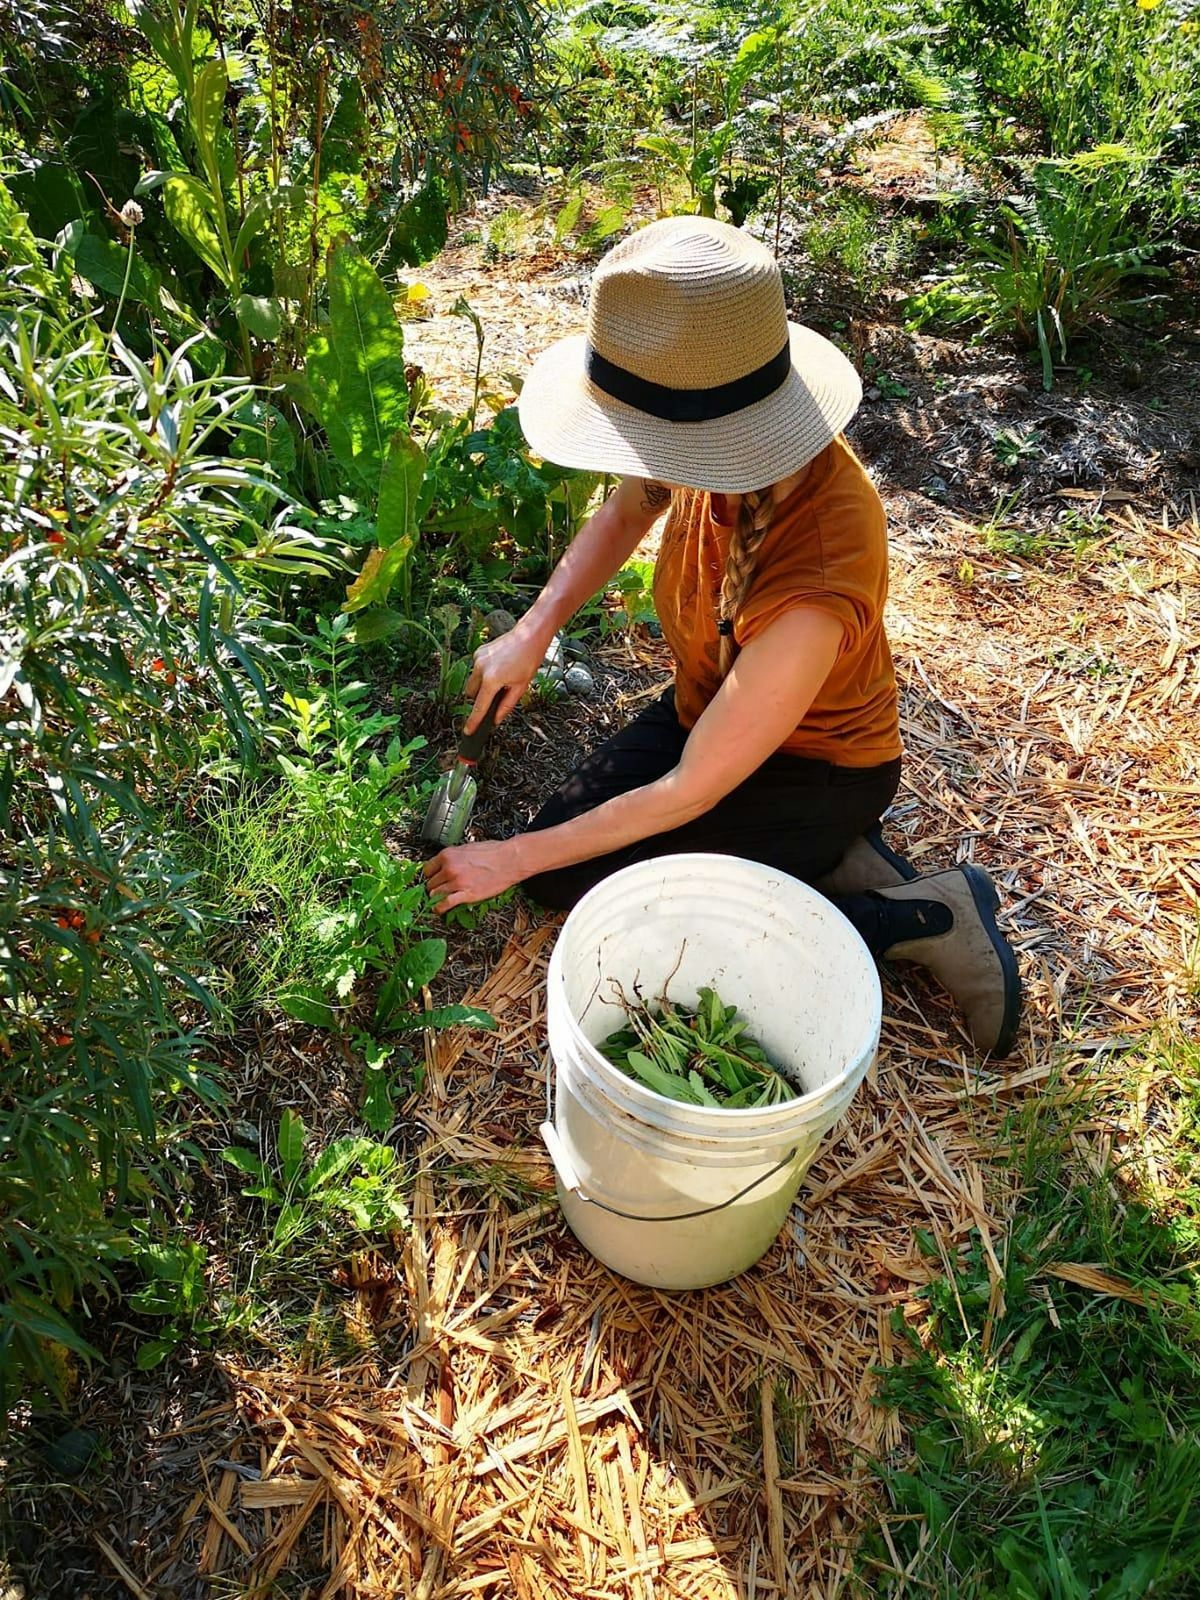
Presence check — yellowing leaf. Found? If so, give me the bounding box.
[342,541,415,613]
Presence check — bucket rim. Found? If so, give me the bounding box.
[547,852,882,1125]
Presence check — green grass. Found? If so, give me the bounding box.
[799,190,920,304]
[180,781,339,1011]
[867,1030,1200,1597]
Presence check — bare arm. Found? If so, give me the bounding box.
[464,476,670,730]
[426,605,845,910]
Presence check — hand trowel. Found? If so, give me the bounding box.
[419,691,504,847]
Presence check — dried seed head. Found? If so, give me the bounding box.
[119,200,144,227]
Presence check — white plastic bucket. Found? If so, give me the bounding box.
[540,853,881,1290]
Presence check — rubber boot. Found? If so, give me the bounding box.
[875,865,1022,1058]
[814,825,918,896]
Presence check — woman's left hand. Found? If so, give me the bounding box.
[424,839,522,913]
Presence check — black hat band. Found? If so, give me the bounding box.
[585,339,792,423]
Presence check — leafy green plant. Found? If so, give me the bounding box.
[0,195,329,1401]
[1009,0,1200,181]
[550,172,630,255]
[221,1109,409,1250]
[907,157,1168,388]
[629,19,783,223]
[993,426,1043,468]
[129,0,276,374]
[305,242,427,614]
[426,602,475,711]
[128,1234,215,1371]
[802,191,920,305]
[609,558,658,632]
[189,613,494,1053]
[424,404,600,579]
[225,613,428,1023]
[2,0,467,382]
[484,205,525,260]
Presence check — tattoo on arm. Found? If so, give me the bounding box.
[640,479,671,513]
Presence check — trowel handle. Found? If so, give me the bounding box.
[457,689,505,763]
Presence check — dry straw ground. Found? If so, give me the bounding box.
[152,488,1199,1599]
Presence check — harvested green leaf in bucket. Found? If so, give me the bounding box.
[598,985,797,1109]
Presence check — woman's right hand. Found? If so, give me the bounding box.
[464,620,552,732]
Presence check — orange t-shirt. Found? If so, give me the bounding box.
[651,434,901,767]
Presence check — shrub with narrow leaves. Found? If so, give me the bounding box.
[0,191,332,1401]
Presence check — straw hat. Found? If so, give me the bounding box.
[518,216,862,493]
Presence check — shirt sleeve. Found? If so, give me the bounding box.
[734,501,883,657]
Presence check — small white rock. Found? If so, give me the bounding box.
[564,664,595,697]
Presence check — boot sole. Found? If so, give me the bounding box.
[961,864,1022,1059]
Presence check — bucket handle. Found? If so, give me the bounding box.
[539,1118,798,1224]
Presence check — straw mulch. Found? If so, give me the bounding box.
[181,502,1197,1599]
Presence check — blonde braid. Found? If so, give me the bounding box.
[717,486,775,676]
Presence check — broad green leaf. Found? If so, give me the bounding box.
[229,400,297,477]
[304,242,409,493]
[387,178,448,268]
[128,0,193,90]
[639,133,690,169]
[393,937,447,995]
[581,204,626,246]
[192,60,228,169]
[163,175,230,283]
[306,1137,376,1192]
[232,191,273,261]
[347,606,407,644]
[220,1146,267,1180]
[360,1068,394,1134]
[553,192,585,243]
[236,293,283,341]
[278,1107,305,1187]
[687,1069,721,1106]
[323,81,369,173]
[7,161,91,240]
[624,1049,701,1103]
[376,431,425,550]
[731,27,777,92]
[72,234,161,305]
[390,1004,497,1033]
[278,985,338,1028]
[135,1335,179,1370]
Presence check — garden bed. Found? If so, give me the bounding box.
[10,197,1198,1588]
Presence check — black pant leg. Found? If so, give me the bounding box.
[616,756,901,882]
[522,690,687,908]
[523,679,902,913]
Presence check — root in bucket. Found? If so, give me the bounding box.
[598,984,797,1108]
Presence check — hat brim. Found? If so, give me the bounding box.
[517,323,862,494]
